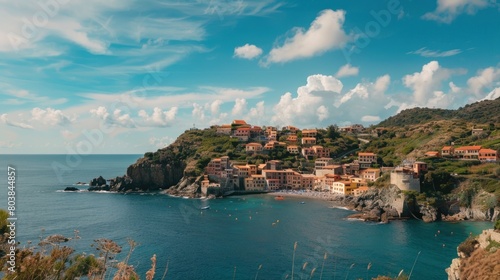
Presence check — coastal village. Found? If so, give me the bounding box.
[201,120,500,197]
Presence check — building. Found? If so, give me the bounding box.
[301,147,315,159]
[233,127,250,141]
[413,161,428,175]
[302,129,317,138]
[216,124,232,135]
[358,152,377,168]
[454,145,482,159]
[287,145,300,154]
[312,146,330,158]
[301,137,317,145]
[206,156,230,177]
[424,151,440,158]
[478,148,498,162]
[244,175,267,191]
[265,160,283,170]
[315,158,334,170]
[201,175,221,195]
[268,130,278,141]
[359,168,381,182]
[283,125,299,133]
[245,143,263,153]
[232,120,247,126]
[441,146,454,157]
[390,167,420,192]
[315,165,343,177]
[330,181,357,196]
[286,135,298,143]
[471,128,484,135]
[353,186,370,197]
[339,124,364,133]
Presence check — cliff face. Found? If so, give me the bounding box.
[125,161,186,190]
[446,229,500,280]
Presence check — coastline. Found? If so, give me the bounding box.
[267,190,346,203]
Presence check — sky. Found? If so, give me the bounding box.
[1,0,499,154]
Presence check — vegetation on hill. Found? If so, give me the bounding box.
[377,97,500,127]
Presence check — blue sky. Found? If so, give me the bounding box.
[1,0,499,154]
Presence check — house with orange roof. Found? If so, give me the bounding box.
[312,145,330,158]
[232,120,247,125]
[353,186,370,197]
[245,142,263,153]
[286,135,298,143]
[425,151,440,158]
[301,147,315,159]
[283,125,299,133]
[301,137,317,145]
[441,146,454,157]
[358,152,377,168]
[301,129,317,138]
[287,145,300,154]
[454,145,482,159]
[478,148,498,162]
[359,168,381,182]
[233,127,250,141]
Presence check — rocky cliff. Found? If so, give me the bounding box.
[446,229,500,280]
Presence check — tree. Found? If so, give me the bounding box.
[326,125,340,139]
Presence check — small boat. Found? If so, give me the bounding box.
[299,201,305,204]
[275,195,285,200]
[200,206,210,210]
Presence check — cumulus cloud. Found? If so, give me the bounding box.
[31,107,73,126]
[263,9,350,65]
[149,136,174,148]
[467,67,500,97]
[422,0,493,23]
[402,61,453,106]
[90,106,135,128]
[192,103,206,121]
[335,64,359,78]
[271,74,343,125]
[232,98,247,116]
[0,114,33,129]
[234,44,263,59]
[138,107,177,127]
[361,115,381,122]
[408,47,462,57]
[482,87,500,101]
[209,100,223,115]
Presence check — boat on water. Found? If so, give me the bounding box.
[299,201,305,204]
[200,206,210,210]
[274,195,285,200]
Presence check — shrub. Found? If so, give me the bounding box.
[458,236,478,257]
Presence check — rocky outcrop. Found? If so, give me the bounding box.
[446,229,500,280]
[341,185,410,222]
[64,187,79,192]
[164,175,203,198]
[89,176,107,187]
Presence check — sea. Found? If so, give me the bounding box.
[0,154,493,279]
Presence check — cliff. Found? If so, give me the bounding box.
[446,229,500,280]
[89,128,233,194]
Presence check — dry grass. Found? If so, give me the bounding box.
[460,247,500,280]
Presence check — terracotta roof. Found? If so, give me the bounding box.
[442,146,453,150]
[232,120,247,125]
[302,137,316,140]
[358,152,376,156]
[246,143,262,146]
[455,145,482,150]
[479,148,497,153]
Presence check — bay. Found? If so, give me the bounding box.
[0,155,492,279]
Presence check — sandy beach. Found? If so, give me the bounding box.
[267,190,346,203]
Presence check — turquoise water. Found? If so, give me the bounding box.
[0,155,493,279]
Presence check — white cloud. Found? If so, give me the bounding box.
[234,44,263,59]
[361,115,381,122]
[422,0,493,23]
[263,9,350,65]
[149,136,174,148]
[316,105,329,121]
[402,61,453,106]
[209,100,223,115]
[90,106,135,128]
[482,87,500,100]
[271,74,343,125]
[138,107,178,127]
[232,98,247,116]
[192,103,206,121]
[31,107,73,126]
[449,82,461,93]
[467,67,500,97]
[408,47,462,57]
[335,64,359,78]
[0,114,33,129]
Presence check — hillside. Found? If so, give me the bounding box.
[378,97,500,127]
